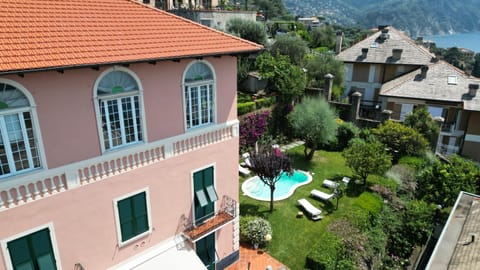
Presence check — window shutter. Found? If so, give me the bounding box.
[118,198,134,241]
[7,237,33,269]
[133,192,149,234]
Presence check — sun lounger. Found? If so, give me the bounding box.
[238,165,251,176]
[322,179,339,189]
[310,189,335,201]
[342,177,351,185]
[297,198,322,221]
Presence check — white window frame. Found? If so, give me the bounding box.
[182,61,217,131]
[0,79,46,179]
[0,222,62,270]
[190,163,217,223]
[113,187,152,247]
[93,66,147,153]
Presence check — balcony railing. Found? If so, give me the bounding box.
[0,121,238,211]
[182,195,237,242]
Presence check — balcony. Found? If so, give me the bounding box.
[182,195,237,242]
[440,123,464,137]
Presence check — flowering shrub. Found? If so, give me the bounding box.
[246,217,272,247]
[239,110,270,151]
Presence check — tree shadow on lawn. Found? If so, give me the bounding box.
[287,151,315,171]
[240,203,270,218]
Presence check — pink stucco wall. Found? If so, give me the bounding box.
[0,55,240,268]
[3,56,238,168]
[0,138,239,269]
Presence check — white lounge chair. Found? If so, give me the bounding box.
[238,165,250,176]
[310,189,335,201]
[322,179,339,189]
[297,198,322,221]
[342,177,351,185]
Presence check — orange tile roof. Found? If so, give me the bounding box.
[0,0,263,74]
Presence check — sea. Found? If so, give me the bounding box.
[423,32,480,53]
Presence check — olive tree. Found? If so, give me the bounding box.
[288,97,338,161]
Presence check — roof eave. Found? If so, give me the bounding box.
[0,49,263,76]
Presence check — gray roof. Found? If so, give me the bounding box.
[337,26,435,65]
[427,192,480,270]
[380,61,480,111]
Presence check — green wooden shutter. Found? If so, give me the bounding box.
[196,233,215,270]
[132,192,149,234]
[118,198,134,241]
[7,228,56,270]
[194,170,205,224]
[8,237,34,270]
[31,229,56,270]
[203,167,214,219]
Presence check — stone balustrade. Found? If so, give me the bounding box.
[0,121,238,211]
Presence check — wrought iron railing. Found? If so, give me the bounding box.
[181,195,237,242]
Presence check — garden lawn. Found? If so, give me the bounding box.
[239,147,385,269]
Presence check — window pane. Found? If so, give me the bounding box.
[0,128,10,175]
[107,100,122,147]
[200,85,209,124]
[191,87,199,127]
[97,71,138,95]
[185,63,213,82]
[23,112,40,168]
[0,83,30,108]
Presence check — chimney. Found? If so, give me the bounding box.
[416,36,424,45]
[361,48,368,58]
[469,83,479,97]
[392,49,403,60]
[379,28,390,40]
[421,66,429,78]
[335,31,344,54]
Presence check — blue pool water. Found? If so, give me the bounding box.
[242,170,312,201]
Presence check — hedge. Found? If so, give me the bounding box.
[238,102,256,115]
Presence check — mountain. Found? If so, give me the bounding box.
[283,0,480,36]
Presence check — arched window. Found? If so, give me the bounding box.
[95,69,143,151]
[0,82,41,177]
[183,62,215,130]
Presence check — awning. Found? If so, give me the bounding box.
[134,246,207,270]
[109,239,207,270]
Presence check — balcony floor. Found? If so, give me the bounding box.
[184,211,234,241]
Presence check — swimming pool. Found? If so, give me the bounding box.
[241,170,312,201]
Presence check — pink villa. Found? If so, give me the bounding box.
[0,0,261,269]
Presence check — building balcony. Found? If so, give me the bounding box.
[182,195,237,242]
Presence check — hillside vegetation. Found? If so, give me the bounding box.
[284,0,480,36]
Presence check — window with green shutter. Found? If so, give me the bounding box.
[7,228,57,270]
[193,166,218,225]
[117,191,149,242]
[196,233,216,270]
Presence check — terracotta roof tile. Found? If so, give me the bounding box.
[0,0,262,73]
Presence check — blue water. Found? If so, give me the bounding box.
[242,170,311,201]
[423,32,480,53]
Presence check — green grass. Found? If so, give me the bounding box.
[239,147,384,270]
